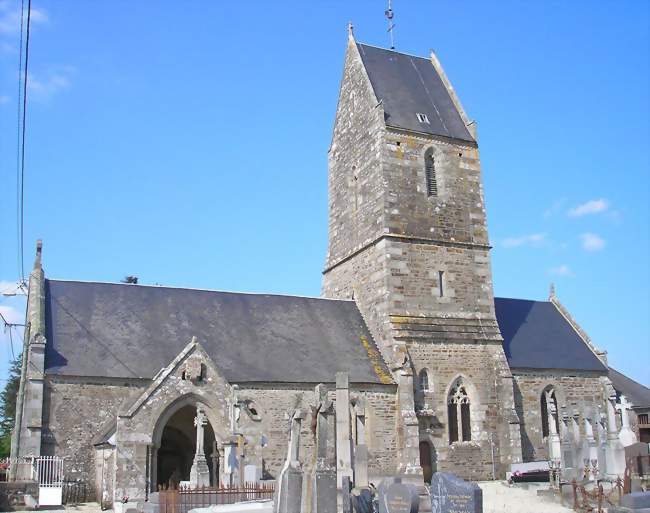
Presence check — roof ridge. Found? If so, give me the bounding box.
[494,296,549,303]
[549,295,606,363]
[356,41,430,61]
[45,278,355,302]
[610,367,650,392]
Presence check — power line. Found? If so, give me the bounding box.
[19,0,33,284]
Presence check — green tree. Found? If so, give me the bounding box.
[0,355,21,457]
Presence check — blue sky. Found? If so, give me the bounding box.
[0,1,648,386]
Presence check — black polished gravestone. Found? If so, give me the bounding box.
[351,488,374,513]
[430,472,482,513]
[377,478,419,513]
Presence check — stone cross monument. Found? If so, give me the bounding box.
[559,406,576,479]
[582,406,599,480]
[545,390,561,462]
[616,395,638,447]
[189,405,211,488]
[336,372,353,511]
[275,408,307,513]
[311,383,336,513]
[603,381,626,478]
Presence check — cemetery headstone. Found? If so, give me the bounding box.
[377,478,419,513]
[430,472,483,513]
[275,408,306,513]
[311,383,336,513]
[608,491,650,513]
[625,442,650,476]
[352,488,374,513]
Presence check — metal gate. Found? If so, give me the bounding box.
[33,456,64,506]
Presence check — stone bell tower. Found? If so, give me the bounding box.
[322,28,522,479]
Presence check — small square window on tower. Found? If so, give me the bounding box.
[416,113,430,124]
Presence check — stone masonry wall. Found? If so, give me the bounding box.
[42,340,399,504]
[239,384,399,480]
[409,341,513,480]
[512,370,605,462]
[322,37,518,478]
[42,376,145,495]
[325,38,387,272]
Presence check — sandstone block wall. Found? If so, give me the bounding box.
[239,384,399,480]
[42,377,144,496]
[325,38,386,270]
[322,38,519,478]
[409,340,513,480]
[512,370,605,462]
[40,366,399,503]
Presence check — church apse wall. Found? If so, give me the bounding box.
[512,371,604,462]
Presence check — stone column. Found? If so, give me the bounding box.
[336,372,353,510]
[189,406,210,488]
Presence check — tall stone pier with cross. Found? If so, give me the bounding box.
[189,405,210,488]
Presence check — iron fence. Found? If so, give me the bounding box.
[62,480,89,505]
[155,483,274,513]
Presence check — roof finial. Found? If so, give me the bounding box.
[549,282,556,300]
[385,0,396,50]
[347,21,354,40]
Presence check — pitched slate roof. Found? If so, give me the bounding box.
[494,297,607,372]
[356,43,474,143]
[44,279,393,384]
[608,368,650,409]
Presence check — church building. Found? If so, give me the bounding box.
[10,28,649,508]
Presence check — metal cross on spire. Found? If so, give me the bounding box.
[385,0,396,50]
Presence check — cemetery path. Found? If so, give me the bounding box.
[8,502,108,513]
[479,481,574,513]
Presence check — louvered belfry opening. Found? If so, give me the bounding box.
[425,148,437,197]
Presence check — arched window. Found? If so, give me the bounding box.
[541,387,559,438]
[448,378,471,443]
[424,148,437,197]
[418,369,430,393]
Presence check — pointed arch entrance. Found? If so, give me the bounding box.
[151,396,225,489]
[156,404,216,487]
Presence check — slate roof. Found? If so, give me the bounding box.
[608,368,650,409]
[494,297,608,372]
[356,43,475,143]
[44,279,393,384]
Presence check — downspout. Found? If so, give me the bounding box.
[9,239,42,480]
